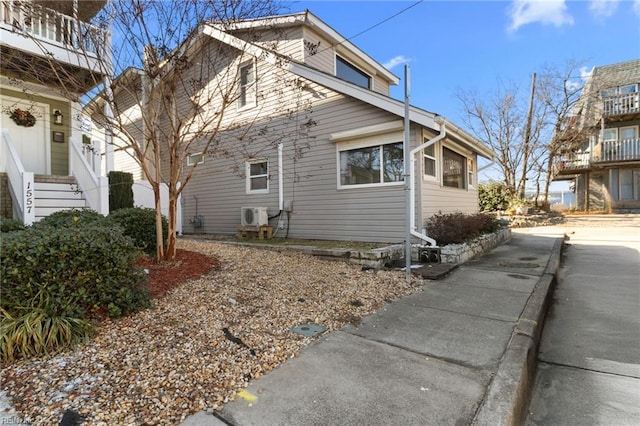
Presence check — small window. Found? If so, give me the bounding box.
[467,158,474,187]
[339,142,403,187]
[620,126,638,140]
[619,84,638,94]
[187,152,204,166]
[238,61,256,108]
[246,160,268,193]
[423,143,436,178]
[603,128,618,141]
[336,55,371,89]
[442,147,466,189]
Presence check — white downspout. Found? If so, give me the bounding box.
[409,120,447,246]
[278,143,283,211]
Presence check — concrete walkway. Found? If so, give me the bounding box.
[183,228,564,426]
[525,222,640,425]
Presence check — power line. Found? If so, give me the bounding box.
[315,0,424,56]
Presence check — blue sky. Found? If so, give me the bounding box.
[290,0,640,185]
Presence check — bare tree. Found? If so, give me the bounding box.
[457,80,547,196]
[4,0,304,261]
[535,60,591,203]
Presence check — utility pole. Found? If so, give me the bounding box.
[520,72,536,200]
[404,64,412,284]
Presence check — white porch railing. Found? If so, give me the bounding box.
[597,138,640,162]
[1,129,35,225]
[0,0,103,55]
[603,92,640,116]
[69,138,108,215]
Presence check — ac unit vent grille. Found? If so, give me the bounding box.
[240,207,268,226]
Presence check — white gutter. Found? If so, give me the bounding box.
[409,121,447,247]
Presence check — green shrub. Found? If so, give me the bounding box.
[32,208,108,229]
[478,182,515,212]
[1,224,150,322]
[425,211,501,246]
[108,171,134,213]
[108,207,167,255]
[0,217,24,233]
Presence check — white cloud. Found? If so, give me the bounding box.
[383,55,410,70]
[507,0,574,33]
[589,0,619,19]
[634,0,640,16]
[566,67,593,92]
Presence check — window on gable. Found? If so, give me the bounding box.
[442,147,466,189]
[336,55,371,89]
[187,152,204,166]
[340,142,403,187]
[238,61,256,108]
[246,159,268,193]
[423,143,436,178]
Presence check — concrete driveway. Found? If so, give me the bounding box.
[525,216,640,425]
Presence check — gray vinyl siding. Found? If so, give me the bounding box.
[302,27,334,75]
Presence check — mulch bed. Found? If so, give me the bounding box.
[136,249,220,298]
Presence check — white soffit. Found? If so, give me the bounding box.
[330,120,404,142]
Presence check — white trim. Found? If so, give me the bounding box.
[237,59,257,110]
[330,120,403,142]
[336,138,405,190]
[246,158,269,194]
[619,125,639,140]
[187,152,204,166]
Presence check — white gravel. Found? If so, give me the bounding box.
[1,239,422,425]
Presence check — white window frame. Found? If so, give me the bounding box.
[246,159,269,194]
[467,158,475,188]
[238,60,257,110]
[619,125,639,140]
[422,140,438,182]
[335,54,372,89]
[336,132,405,190]
[186,152,204,166]
[603,128,618,141]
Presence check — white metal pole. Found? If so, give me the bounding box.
[404,64,412,283]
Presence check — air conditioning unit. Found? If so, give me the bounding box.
[241,207,268,226]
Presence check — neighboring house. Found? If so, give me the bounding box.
[0,0,111,224]
[167,11,494,243]
[109,11,495,243]
[553,59,640,213]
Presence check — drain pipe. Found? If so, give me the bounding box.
[409,120,447,247]
[278,143,284,211]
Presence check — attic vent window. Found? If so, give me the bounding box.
[336,55,371,89]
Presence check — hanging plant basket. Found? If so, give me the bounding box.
[9,108,36,127]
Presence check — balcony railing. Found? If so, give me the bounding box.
[0,0,104,55]
[555,138,640,174]
[603,92,640,117]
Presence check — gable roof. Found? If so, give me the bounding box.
[203,19,494,159]
[221,10,400,86]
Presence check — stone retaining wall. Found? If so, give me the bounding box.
[439,228,512,264]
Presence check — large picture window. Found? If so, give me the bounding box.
[442,147,465,189]
[336,55,371,89]
[246,160,268,193]
[340,142,403,187]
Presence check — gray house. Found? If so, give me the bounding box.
[113,11,495,243]
[553,59,640,213]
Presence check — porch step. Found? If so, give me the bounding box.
[33,177,87,221]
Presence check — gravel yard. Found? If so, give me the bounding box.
[1,239,421,425]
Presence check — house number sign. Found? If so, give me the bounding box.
[25,181,33,214]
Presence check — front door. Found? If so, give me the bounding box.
[1,95,50,174]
